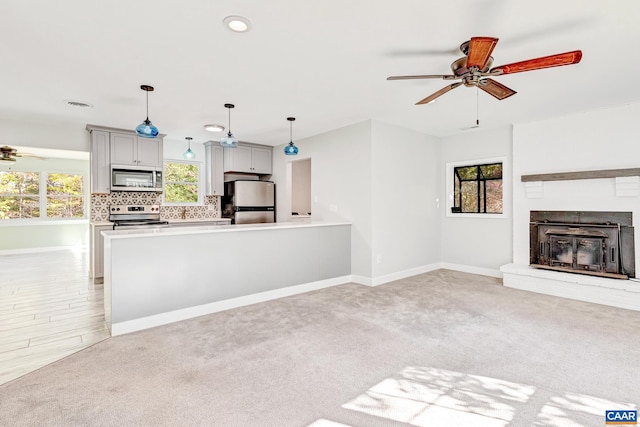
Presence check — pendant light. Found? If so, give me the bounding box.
[284,117,298,155]
[183,137,195,160]
[135,85,159,138]
[220,104,238,148]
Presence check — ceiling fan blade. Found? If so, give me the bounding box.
[415,82,463,105]
[466,37,499,70]
[478,78,517,100]
[387,74,456,80]
[490,50,582,75]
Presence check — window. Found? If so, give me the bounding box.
[452,162,503,214]
[0,171,84,219]
[164,161,199,204]
[0,171,40,219]
[47,173,84,218]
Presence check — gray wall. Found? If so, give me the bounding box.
[272,121,373,278]
[439,126,513,272]
[371,121,441,277]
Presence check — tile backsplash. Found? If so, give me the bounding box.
[91,192,221,221]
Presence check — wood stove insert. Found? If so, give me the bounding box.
[530,211,635,279]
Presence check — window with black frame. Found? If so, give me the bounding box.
[452,162,503,213]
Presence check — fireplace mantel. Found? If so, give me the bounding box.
[521,168,640,182]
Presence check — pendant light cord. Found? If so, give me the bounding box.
[289,120,293,142]
[145,90,149,120]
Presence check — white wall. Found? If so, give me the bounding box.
[371,121,441,278]
[439,126,513,272]
[1,117,88,152]
[272,121,373,277]
[512,102,640,270]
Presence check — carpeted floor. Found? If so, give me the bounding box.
[1,269,639,426]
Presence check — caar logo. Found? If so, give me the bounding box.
[606,410,637,425]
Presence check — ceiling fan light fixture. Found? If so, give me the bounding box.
[284,117,298,156]
[204,124,225,132]
[220,104,238,148]
[136,85,159,138]
[223,16,252,33]
[183,137,196,160]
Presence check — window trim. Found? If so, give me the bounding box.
[446,156,509,219]
[162,159,203,206]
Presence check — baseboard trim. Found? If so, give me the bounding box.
[439,262,503,278]
[350,275,372,286]
[111,275,352,336]
[370,263,442,286]
[350,262,502,287]
[0,245,87,255]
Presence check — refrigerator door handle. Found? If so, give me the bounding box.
[234,206,275,212]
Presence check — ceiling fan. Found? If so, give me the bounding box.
[0,145,44,163]
[387,36,582,105]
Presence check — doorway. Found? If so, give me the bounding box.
[289,158,311,221]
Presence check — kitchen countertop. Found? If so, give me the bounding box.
[91,218,230,226]
[167,218,230,223]
[102,221,350,239]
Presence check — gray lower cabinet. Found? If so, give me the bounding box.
[90,224,112,281]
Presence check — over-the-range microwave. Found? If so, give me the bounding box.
[111,165,163,192]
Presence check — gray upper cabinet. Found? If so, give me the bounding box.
[88,129,111,193]
[204,141,224,196]
[251,147,272,174]
[223,143,272,174]
[87,124,165,193]
[110,132,163,167]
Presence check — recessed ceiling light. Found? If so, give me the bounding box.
[223,15,251,32]
[204,124,225,132]
[65,100,93,108]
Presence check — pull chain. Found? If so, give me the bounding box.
[476,87,479,127]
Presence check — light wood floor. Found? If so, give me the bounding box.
[0,248,110,385]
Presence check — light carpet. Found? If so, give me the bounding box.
[1,269,639,426]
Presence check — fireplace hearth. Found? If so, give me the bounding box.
[530,211,635,279]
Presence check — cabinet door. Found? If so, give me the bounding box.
[110,132,138,165]
[206,145,224,195]
[251,147,272,174]
[91,225,111,281]
[90,130,110,193]
[223,145,253,173]
[136,137,163,167]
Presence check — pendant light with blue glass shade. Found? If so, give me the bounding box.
[183,137,195,160]
[284,117,298,155]
[135,85,159,138]
[220,104,238,148]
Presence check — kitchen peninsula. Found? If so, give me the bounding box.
[102,221,351,335]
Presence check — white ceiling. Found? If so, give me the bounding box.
[2,1,639,148]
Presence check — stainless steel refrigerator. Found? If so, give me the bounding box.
[222,180,275,224]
